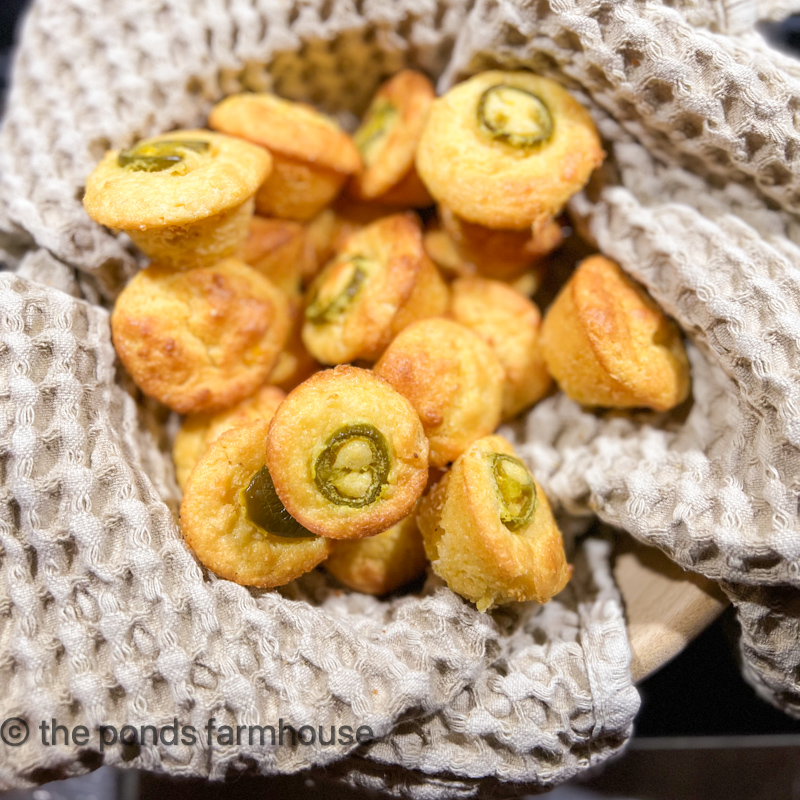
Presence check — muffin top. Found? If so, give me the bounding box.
[180,420,331,588]
[209,93,362,175]
[571,255,689,409]
[374,317,504,468]
[349,69,435,200]
[416,70,604,230]
[111,258,290,414]
[83,129,272,229]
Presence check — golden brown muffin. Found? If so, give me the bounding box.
[84,129,271,270]
[418,435,571,611]
[440,205,563,281]
[374,318,504,468]
[265,366,429,540]
[349,70,435,207]
[209,93,362,220]
[539,255,690,411]
[111,258,291,415]
[242,216,305,303]
[173,384,286,490]
[303,196,415,278]
[266,312,321,393]
[422,224,472,280]
[450,277,552,420]
[416,71,604,231]
[301,209,342,283]
[323,513,427,595]
[300,200,398,283]
[302,214,449,365]
[180,420,331,587]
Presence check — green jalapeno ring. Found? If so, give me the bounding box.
[117,139,211,172]
[489,453,537,531]
[314,423,391,508]
[305,256,369,325]
[242,465,317,539]
[353,100,400,164]
[477,85,553,148]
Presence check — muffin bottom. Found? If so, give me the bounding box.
[127,196,255,271]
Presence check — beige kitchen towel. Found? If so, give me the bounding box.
[0,266,639,794]
[0,0,799,794]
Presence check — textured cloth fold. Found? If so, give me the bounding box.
[1,0,800,793]
[0,272,638,792]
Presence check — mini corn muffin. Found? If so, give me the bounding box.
[111,258,291,415]
[301,200,398,282]
[302,209,342,283]
[209,93,361,221]
[540,255,690,411]
[440,205,563,281]
[323,513,427,595]
[348,70,435,207]
[302,213,449,365]
[181,420,331,587]
[265,366,429,540]
[418,435,571,611]
[450,277,552,420]
[242,216,306,304]
[173,384,286,490]
[84,129,271,270]
[416,71,604,231]
[266,312,321,393]
[422,224,472,280]
[374,318,504,468]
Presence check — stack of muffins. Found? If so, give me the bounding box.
[83,69,690,613]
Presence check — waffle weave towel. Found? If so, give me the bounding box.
[0,0,798,794]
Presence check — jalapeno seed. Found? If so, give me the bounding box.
[477,85,553,147]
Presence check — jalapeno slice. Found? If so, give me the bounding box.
[314,423,391,507]
[305,256,369,325]
[117,139,210,172]
[242,465,316,538]
[489,453,537,531]
[477,85,553,148]
[353,100,399,164]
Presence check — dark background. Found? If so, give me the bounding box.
[1,2,799,798]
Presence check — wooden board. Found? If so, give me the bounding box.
[614,536,728,683]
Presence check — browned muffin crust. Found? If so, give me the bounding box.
[242,216,306,303]
[450,276,552,419]
[349,70,435,205]
[374,318,504,468]
[209,93,362,220]
[302,213,449,365]
[265,366,429,539]
[173,384,286,490]
[417,434,571,611]
[440,205,563,281]
[324,513,427,595]
[180,420,331,587]
[111,259,290,414]
[540,255,690,411]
